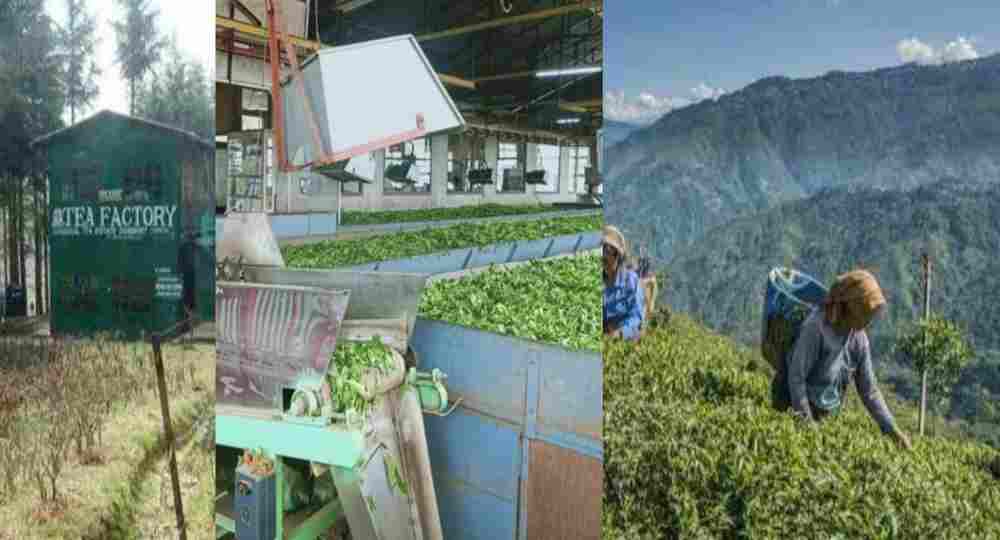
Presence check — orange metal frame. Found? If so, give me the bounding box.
[264,0,427,173]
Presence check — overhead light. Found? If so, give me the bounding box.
[556,118,581,125]
[536,66,602,78]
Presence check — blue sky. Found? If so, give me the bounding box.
[604,1,998,125]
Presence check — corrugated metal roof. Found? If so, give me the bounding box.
[30,109,214,150]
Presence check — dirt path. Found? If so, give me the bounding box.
[130,403,214,540]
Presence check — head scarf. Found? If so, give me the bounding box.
[824,269,886,333]
[602,225,627,258]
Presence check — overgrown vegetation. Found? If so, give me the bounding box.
[284,214,601,268]
[419,254,601,351]
[0,336,206,537]
[603,315,1000,539]
[342,203,579,225]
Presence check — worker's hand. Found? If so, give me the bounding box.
[891,428,912,450]
[611,329,623,339]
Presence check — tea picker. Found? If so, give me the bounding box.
[602,225,644,341]
[762,267,912,450]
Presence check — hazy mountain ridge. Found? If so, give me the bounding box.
[605,53,1000,259]
[602,120,641,148]
[665,178,1000,345]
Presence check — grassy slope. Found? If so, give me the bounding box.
[341,203,571,225]
[603,315,1000,539]
[0,345,213,540]
[284,214,601,268]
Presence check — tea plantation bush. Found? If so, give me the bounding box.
[419,255,601,351]
[284,214,601,268]
[603,315,1000,539]
[342,203,573,225]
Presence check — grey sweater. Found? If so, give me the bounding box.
[788,309,896,434]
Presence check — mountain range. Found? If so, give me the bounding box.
[604,53,1000,443]
[605,53,1000,260]
[602,119,641,149]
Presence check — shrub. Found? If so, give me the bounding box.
[604,315,1000,539]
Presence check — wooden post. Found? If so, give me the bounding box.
[919,253,931,437]
[152,333,187,539]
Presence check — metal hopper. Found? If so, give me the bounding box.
[279,34,465,171]
[238,266,429,351]
[215,269,444,540]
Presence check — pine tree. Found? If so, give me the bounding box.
[111,0,164,116]
[59,0,101,124]
[135,37,213,139]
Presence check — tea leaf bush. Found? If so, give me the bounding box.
[283,214,601,268]
[342,203,580,225]
[603,315,1000,539]
[419,254,601,351]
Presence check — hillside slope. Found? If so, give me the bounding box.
[605,54,1000,259]
[663,178,1000,353]
[603,316,1000,539]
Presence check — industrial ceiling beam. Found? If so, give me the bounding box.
[415,1,600,43]
[558,99,601,113]
[216,16,322,50]
[437,74,476,90]
[216,17,476,91]
[333,0,378,12]
[228,0,262,26]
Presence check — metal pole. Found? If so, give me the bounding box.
[152,333,187,539]
[919,253,931,436]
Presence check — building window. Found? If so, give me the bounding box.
[446,150,465,193]
[341,153,374,195]
[384,138,430,193]
[570,145,591,193]
[242,115,263,130]
[497,142,523,193]
[535,144,560,193]
[449,135,487,193]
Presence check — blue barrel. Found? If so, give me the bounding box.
[761,268,827,370]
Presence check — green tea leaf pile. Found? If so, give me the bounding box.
[342,204,579,225]
[603,315,1000,539]
[418,254,601,351]
[284,214,601,268]
[328,337,394,415]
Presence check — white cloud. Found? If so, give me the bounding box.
[604,90,684,125]
[939,36,979,63]
[605,83,727,125]
[690,82,726,102]
[897,36,979,65]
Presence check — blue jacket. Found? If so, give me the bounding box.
[603,268,644,340]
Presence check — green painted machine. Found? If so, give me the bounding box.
[31,110,215,338]
[215,265,450,540]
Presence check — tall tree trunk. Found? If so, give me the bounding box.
[17,178,25,288]
[42,179,48,314]
[5,180,12,287]
[34,180,41,317]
